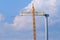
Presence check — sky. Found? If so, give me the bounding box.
[0,0,60,40]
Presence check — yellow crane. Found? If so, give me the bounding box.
[21,3,45,40]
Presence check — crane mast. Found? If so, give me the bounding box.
[32,4,36,40]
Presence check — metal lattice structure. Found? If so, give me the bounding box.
[20,3,49,40]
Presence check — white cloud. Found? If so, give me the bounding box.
[3,0,59,30]
[0,0,60,40]
[12,0,57,30]
[12,16,32,30]
[24,0,57,15]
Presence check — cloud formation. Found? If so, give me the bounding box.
[2,0,60,31]
[1,0,60,40]
[12,16,32,30]
[11,0,57,30]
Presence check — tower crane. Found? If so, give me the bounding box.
[21,2,49,40]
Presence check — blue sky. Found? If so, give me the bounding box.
[0,0,31,23]
[0,0,60,40]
